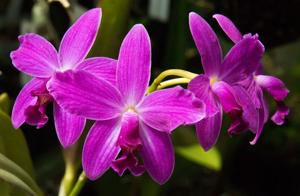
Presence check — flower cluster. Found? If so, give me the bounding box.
[10,9,289,184]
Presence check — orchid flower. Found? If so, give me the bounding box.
[47,24,205,184]
[213,14,289,144]
[188,12,265,151]
[10,8,117,147]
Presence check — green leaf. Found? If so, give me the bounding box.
[0,95,37,195]
[176,145,222,171]
[0,169,36,196]
[0,110,35,177]
[89,0,133,58]
[0,180,11,196]
[0,93,10,114]
[0,153,43,196]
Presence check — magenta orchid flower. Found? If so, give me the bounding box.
[213,14,289,144]
[10,8,117,147]
[188,12,265,151]
[47,24,205,184]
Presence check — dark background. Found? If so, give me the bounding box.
[0,0,300,195]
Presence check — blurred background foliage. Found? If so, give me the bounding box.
[0,0,300,195]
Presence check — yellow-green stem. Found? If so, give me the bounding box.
[68,172,87,196]
[147,69,197,93]
[157,78,191,90]
[58,144,80,196]
[59,162,76,196]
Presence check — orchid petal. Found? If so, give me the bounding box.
[256,75,289,101]
[241,78,261,108]
[188,74,220,116]
[138,86,205,133]
[271,102,289,126]
[250,88,268,145]
[220,36,264,84]
[233,86,259,134]
[83,118,121,180]
[117,24,151,105]
[261,93,269,124]
[213,14,243,43]
[211,81,240,113]
[75,57,117,85]
[139,122,174,185]
[11,78,46,128]
[189,12,222,76]
[196,108,222,151]
[47,70,123,121]
[59,8,101,69]
[10,33,59,77]
[53,102,86,148]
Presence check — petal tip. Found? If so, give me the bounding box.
[189,12,198,19]
[11,120,21,130]
[85,7,102,17]
[249,140,256,145]
[151,171,172,185]
[131,24,148,36]
[90,8,102,21]
[198,138,216,152]
[58,137,76,149]
[202,145,212,152]
[212,13,222,19]
[133,23,145,29]
[84,171,100,181]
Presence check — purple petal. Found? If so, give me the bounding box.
[232,86,259,134]
[75,57,117,85]
[220,36,265,84]
[213,14,243,43]
[59,8,101,69]
[212,82,258,135]
[117,24,151,105]
[196,108,222,151]
[11,78,46,128]
[53,102,86,148]
[83,118,121,180]
[211,81,240,113]
[240,78,261,108]
[47,70,123,121]
[139,122,174,184]
[138,86,205,133]
[189,12,222,76]
[250,88,268,145]
[271,102,289,126]
[240,78,269,127]
[255,75,289,101]
[188,74,220,116]
[261,93,269,124]
[10,33,59,77]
